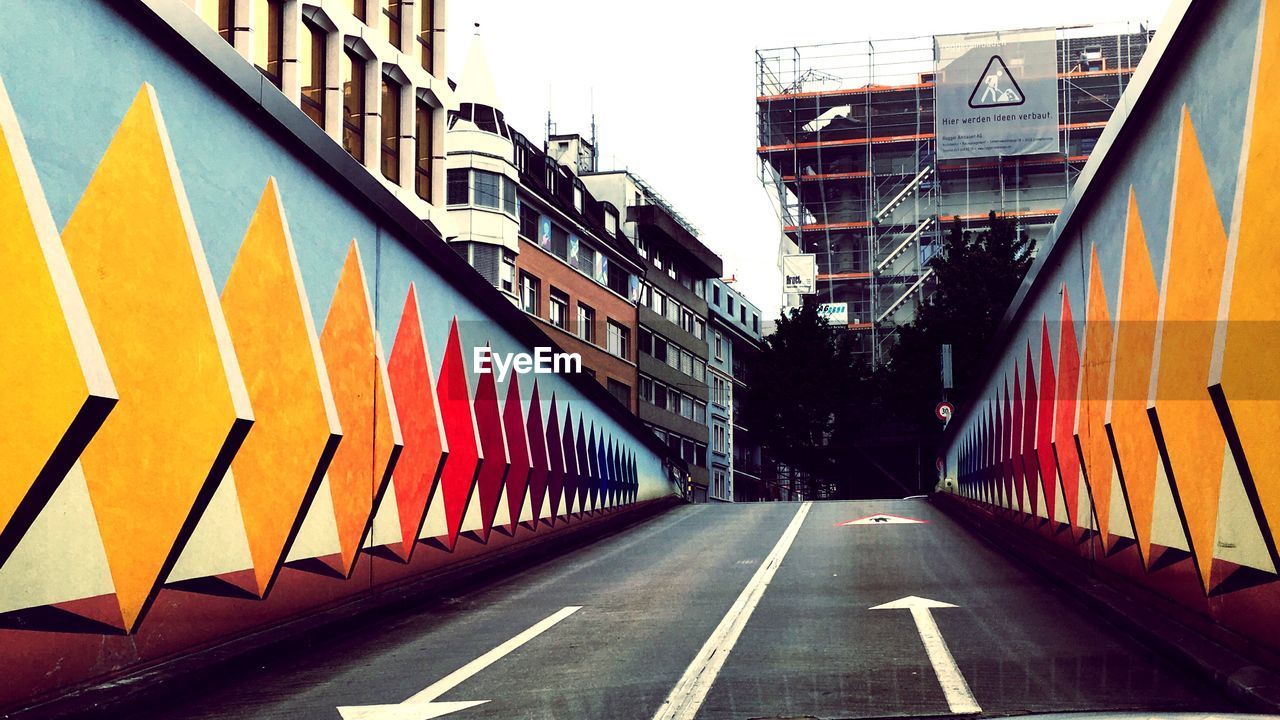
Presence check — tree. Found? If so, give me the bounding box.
[739,298,864,498]
[743,213,1032,498]
[878,212,1035,434]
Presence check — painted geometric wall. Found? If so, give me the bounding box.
[0,0,670,712]
[943,0,1280,657]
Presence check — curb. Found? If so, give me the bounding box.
[932,493,1280,713]
[7,497,682,720]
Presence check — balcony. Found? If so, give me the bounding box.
[628,203,724,279]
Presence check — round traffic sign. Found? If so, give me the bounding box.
[935,401,955,422]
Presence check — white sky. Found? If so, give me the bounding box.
[447,1,1176,319]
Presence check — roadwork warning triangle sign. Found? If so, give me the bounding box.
[968,55,1024,108]
[837,513,928,526]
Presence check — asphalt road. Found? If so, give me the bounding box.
[120,500,1237,720]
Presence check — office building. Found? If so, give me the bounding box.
[707,279,766,502]
[579,168,723,497]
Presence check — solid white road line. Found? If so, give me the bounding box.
[870,595,981,715]
[337,605,582,720]
[651,501,813,720]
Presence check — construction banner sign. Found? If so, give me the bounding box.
[934,28,1060,160]
[782,254,817,295]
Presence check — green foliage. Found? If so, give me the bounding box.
[743,212,1033,497]
[739,298,866,496]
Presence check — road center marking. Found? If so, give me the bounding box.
[651,501,813,720]
[337,605,581,719]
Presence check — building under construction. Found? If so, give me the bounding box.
[756,23,1156,365]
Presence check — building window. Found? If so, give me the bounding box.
[649,425,665,444]
[693,359,706,382]
[551,224,569,258]
[381,77,401,183]
[607,378,631,407]
[573,184,584,212]
[577,242,596,276]
[752,314,760,333]
[503,176,518,216]
[519,272,540,315]
[649,288,665,315]
[680,394,694,419]
[607,320,630,359]
[712,284,721,306]
[446,168,468,205]
[549,288,569,329]
[384,0,402,50]
[652,381,667,409]
[694,279,705,299]
[1081,45,1104,72]
[637,327,652,355]
[576,303,596,344]
[638,376,653,403]
[253,0,284,88]
[714,332,724,360]
[607,264,629,297]
[693,318,705,340]
[714,425,726,453]
[740,306,747,323]
[474,170,501,208]
[652,336,667,363]
[342,49,366,163]
[418,0,434,73]
[299,20,326,127]
[415,101,433,201]
[469,244,500,287]
[353,0,366,22]
[519,204,538,240]
[694,401,707,424]
[202,0,235,42]
[500,250,515,294]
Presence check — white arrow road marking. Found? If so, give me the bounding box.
[870,596,981,715]
[652,501,813,720]
[838,513,927,525]
[337,605,582,720]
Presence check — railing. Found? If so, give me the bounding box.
[630,174,700,239]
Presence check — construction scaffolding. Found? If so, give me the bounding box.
[756,22,1155,366]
